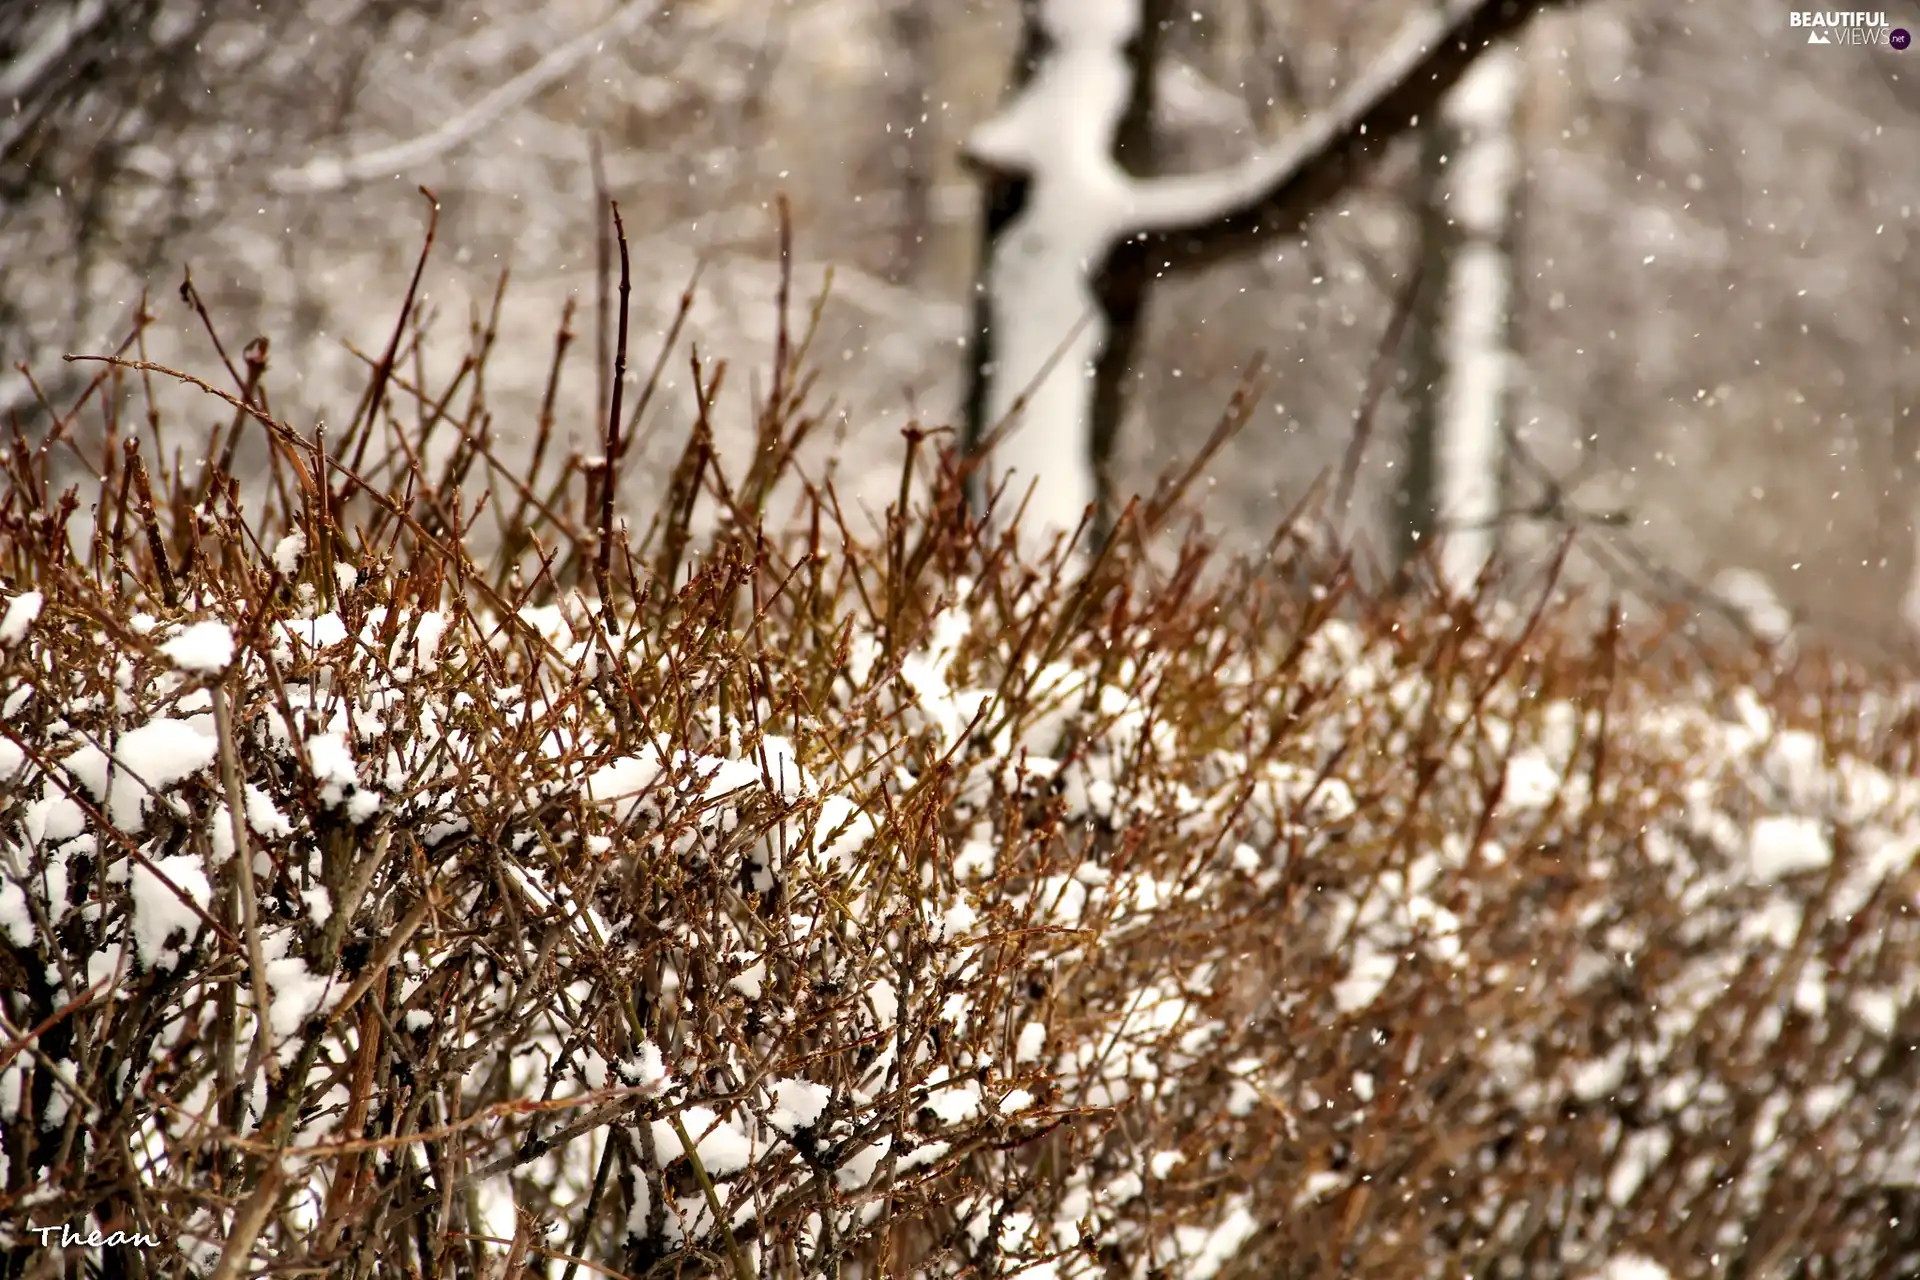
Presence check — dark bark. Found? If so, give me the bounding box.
[1142,0,1566,275]
[1397,120,1452,580]
[1085,0,1174,548]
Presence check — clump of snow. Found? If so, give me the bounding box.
[1503,749,1563,810]
[263,941,334,1055]
[160,620,236,674]
[304,731,376,819]
[766,1079,831,1135]
[1587,1257,1673,1280]
[1749,813,1831,880]
[276,612,349,654]
[0,590,42,645]
[63,717,219,833]
[245,786,294,839]
[128,854,212,966]
[0,878,34,947]
[410,611,449,672]
[271,531,307,576]
[651,1107,754,1176]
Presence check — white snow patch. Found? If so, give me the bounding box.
[1168,1200,1259,1280]
[271,531,307,576]
[0,591,43,645]
[263,944,335,1052]
[277,613,349,651]
[1607,1127,1671,1206]
[1503,750,1561,811]
[409,611,449,671]
[0,878,35,947]
[1333,947,1398,1013]
[923,1079,983,1126]
[1748,814,1831,880]
[128,854,213,965]
[1587,1257,1673,1280]
[812,794,876,865]
[304,732,361,807]
[1850,988,1899,1037]
[650,1107,754,1176]
[584,749,669,822]
[766,1079,831,1135]
[160,620,236,674]
[67,717,219,833]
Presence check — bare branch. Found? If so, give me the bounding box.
[1129,0,1566,269]
[0,0,110,103]
[266,0,660,196]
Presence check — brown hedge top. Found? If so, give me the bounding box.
[2,230,1919,1280]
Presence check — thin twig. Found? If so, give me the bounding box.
[596,202,633,607]
[342,187,441,505]
[213,678,279,1092]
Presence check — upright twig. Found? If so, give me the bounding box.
[212,677,277,1094]
[596,203,632,608]
[341,187,441,511]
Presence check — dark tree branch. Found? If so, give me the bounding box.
[1142,0,1568,274]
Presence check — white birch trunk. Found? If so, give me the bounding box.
[1433,45,1520,596]
[966,2,1142,562]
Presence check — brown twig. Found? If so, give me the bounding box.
[596,201,633,608]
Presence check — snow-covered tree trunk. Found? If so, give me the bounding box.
[960,0,1164,561]
[960,0,1569,567]
[1399,43,1521,595]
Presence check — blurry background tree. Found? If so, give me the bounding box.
[0,0,459,412]
[958,0,1553,566]
[4,0,1919,658]
[1398,43,1522,596]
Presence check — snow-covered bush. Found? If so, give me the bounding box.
[2,233,1919,1280]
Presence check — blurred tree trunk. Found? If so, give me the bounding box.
[885,0,936,284]
[1397,43,1521,596]
[960,0,1568,562]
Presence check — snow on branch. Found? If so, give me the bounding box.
[266,0,659,196]
[1129,0,1562,268]
[6,243,1920,1274]
[0,0,109,103]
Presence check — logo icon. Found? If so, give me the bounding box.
[1893,26,1912,47]
[1790,11,1898,44]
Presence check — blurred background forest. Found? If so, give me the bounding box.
[5,0,1920,660]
